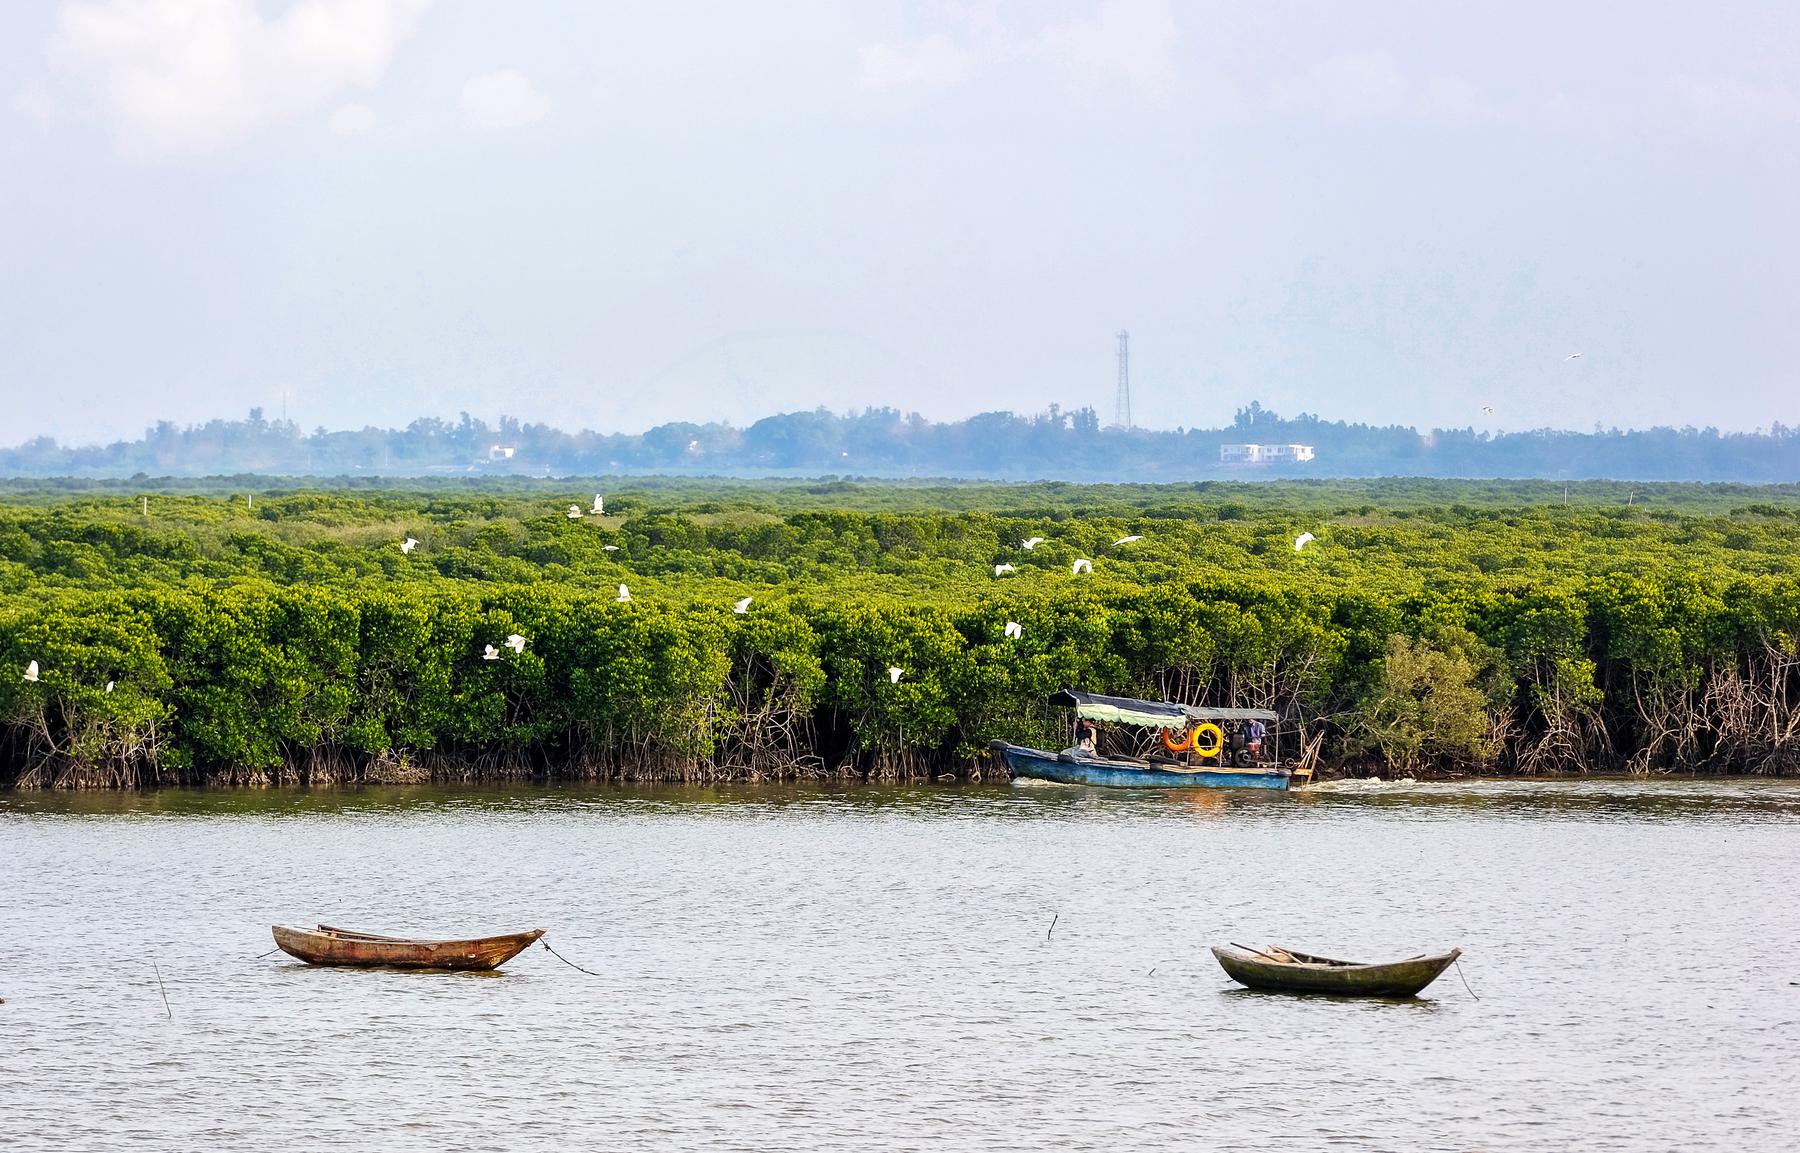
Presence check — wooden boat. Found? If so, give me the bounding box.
[271,924,545,971]
[1211,943,1462,997]
[993,689,1300,790]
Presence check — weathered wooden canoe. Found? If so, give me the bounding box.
[1211,943,1462,997]
[272,924,545,970]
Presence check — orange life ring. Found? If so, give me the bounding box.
[1161,728,1192,753]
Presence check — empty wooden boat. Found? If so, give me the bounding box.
[1211,943,1462,997]
[271,924,545,970]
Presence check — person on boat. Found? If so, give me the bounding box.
[1245,718,1266,762]
[1074,720,1098,756]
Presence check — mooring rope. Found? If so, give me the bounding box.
[541,938,601,976]
[253,947,280,960]
[1454,956,1479,1001]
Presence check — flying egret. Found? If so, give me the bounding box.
[567,505,583,519]
[1071,558,1092,575]
[1114,535,1142,546]
[994,563,1016,576]
[616,584,632,603]
[888,666,904,683]
[1022,537,1045,550]
[400,536,419,554]
[23,660,40,682]
[1566,353,1583,360]
[1004,621,1023,639]
[482,644,501,661]
[505,634,526,654]
[1294,532,1315,552]
[106,681,115,693]
[591,495,604,514]
[733,597,753,614]
[1481,406,1494,416]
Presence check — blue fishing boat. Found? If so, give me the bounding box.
[991,689,1304,790]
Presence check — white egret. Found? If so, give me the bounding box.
[1071,558,1092,575]
[106,681,115,693]
[591,495,604,514]
[1022,537,1045,550]
[567,505,583,519]
[482,644,501,661]
[1481,406,1494,416]
[505,634,526,654]
[400,537,419,554]
[616,584,632,603]
[23,660,40,682]
[1566,352,1583,360]
[1294,532,1315,552]
[602,545,620,552]
[733,597,753,614]
[994,563,1016,576]
[887,666,904,683]
[1114,535,1142,546]
[1004,621,1023,639]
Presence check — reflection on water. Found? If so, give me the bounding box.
[4,778,1799,1151]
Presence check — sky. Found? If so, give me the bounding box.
[2,0,1797,446]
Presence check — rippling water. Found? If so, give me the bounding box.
[4,778,1798,1151]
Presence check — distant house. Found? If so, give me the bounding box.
[1220,443,1316,465]
[487,445,516,461]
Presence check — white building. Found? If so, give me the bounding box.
[487,444,517,461]
[1220,443,1316,465]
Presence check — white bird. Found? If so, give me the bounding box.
[887,666,904,683]
[1481,406,1494,416]
[1114,535,1142,546]
[1566,352,1583,360]
[482,644,501,661]
[505,633,526,654]
[567,505,583,519]
[23,660,40,682]
[733,597,753,614]
[106,681,115,693]
[616,584,632,603]
[1022,537,1045,550]
[400,536,419,554]
[1004,621,1023,639]
[1071,558,1092,575]
[1294,532,1315,552]
[591,495,604,514]
[994,563,1016,577]
[602,544,620,552]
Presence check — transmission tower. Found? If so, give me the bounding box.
[1114,329,1132,429]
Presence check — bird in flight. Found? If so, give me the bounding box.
[994,563,1016,576]
[1566,353,1583,360]
[400,536,419,554]
[1114,535,1142,546]
[591,495,604,514]
[1294,532,1316,552]
[616,584,632,603]
[505,634,526,654]
[1022,537,1045,550]
[1481,406,1494,416]
[566,505,583,519]
[23,660,40,682]
[734,597,753,614]
[482,644,501,661]
[1071,558,1092,575]
[1004,621,1023,639]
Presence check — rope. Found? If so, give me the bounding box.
[253,947,280,960]
[1453,956,1479,1001]
[541,938,601,976]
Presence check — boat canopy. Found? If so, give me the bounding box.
[1049,689,1278,726]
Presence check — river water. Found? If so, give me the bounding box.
[2,778,1797,1152]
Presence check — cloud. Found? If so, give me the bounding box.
[44,0,430,159]
[1272,52,1497,124]
[1669,74,1800,126]
[460,69,551,131]
[1022,0,1178,97]
[327,100,377,135]
[855,33,976,92]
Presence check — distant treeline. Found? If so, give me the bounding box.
[6,402,1800,481]
[5,481,1800,787]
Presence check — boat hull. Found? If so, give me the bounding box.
[1210,945,1461,997]
[272,925,545,971]
[993,742,1290,790]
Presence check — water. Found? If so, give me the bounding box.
[3,778,1797,1151]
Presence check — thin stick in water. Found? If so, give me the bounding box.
[1046,913,1058,942]
[153,960,171,1018]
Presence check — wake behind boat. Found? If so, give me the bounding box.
[991,689,1305,790]
[271,924,545,970]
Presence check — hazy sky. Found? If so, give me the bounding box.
[3,1,1797,445]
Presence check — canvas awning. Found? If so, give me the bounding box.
[1048,689,1277,726]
